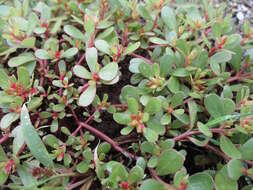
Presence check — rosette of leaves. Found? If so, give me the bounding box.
[35,39,78,61]
[73,47,119,106]
[0,67,40,131]
[113,97,162,142]
[129,62,167,94]
[0,0,252,190]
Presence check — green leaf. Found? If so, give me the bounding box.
[227,159,243,180]
[0,146,7,162]
[113,112,131,125]
[73,65,92,79]
[43,134,60,148]
[17,164,37,187]
[120,126,134,135]
[223,98,235,115]
[64,25,85,40]
[127,97,139,114]
[95,40,110,54]
[123,42,140,56]
[160,114,171,125]
[27,97,43,111]
[204,94,224,118]
[140,179,167,190]
[136,157,146,170]
[0,69,10,89]
[12,126,25,155]
[174,170,186,188]
[210,51,232,65]
[0,5,12,17]
[78,84,96,107]
[18,67,30,88]
[147,117,165,135]
[64,153,72,167]
[35,49,51,60]
[156,149,184,175]
[21,105,54,168]
[139,63,153,78]
[148,156,158,168]
[239,138,253,160]
[0,112,19,130]
[212,22,222,37]
[168,76,180,93]
[0,169,8,185]
[84,17,95,35]
[171,91,184,108]
[144,97,161,115]
[144,128,158,143]
[161,6,177,31]
[129,58,143,73]
[8,53,35,67]
[106,161,128,183]
[210,62,220,75]
[86,47,98,73]
[77,161,89,173]
[197,122,212,137]
[149,37,168,45]
[220,135,241,159]
[128,165,144,184]
[172,68,190,77]
[187,172,213,190]
[229,46,243,72]
[215,166,238,190]
[98,62,118,81]
[62,47,78,58]
[188,100,197,129]
[21,37,36,48]
[189,137,209,147]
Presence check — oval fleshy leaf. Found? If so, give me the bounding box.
[73,65,92,79]
[8,53,35,67]
[156,149,185,176]
[64,25,85,40]
[123,42,140,56]
[78,84,96,107]
[98,62,118,81]
[35,49,51,60]
[61,47,78,58]
[86,47,98,73]
[220,135,241,159]
[0,113,19,130]
[95,39,110,55]
[187,172,214,190]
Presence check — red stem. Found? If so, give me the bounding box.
[131,53,153,64]
[149,169,176,189]
[173,128,225,142]
[68,105,135,159]
[79,122,135,159]
[205,144,230,161]
[0,133,9,145]
[76,53,86,65]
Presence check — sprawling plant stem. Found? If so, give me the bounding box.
[0,133,9,145]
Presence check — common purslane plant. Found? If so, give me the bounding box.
[0,0,252,189]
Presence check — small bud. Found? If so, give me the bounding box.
[120,181,129,189]
[93,73,100,82]
[4,159,14,174]
[54,51,61,59]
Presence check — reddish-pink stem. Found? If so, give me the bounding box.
[173,128,225,142]
[0,133,9,145]
[79,122,135,159]
[76,53,86,65]
[131,53,153,64]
